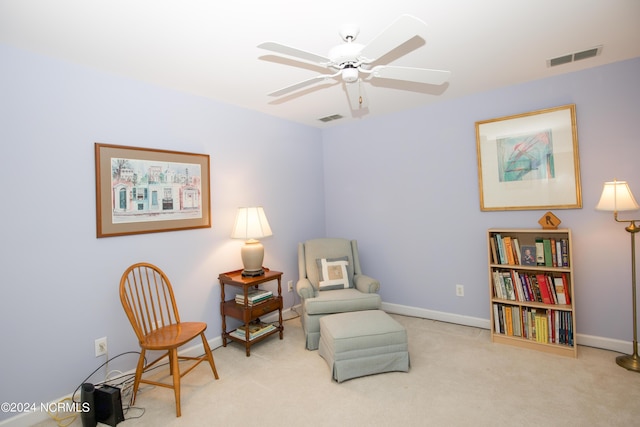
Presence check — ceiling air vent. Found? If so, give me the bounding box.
[547,45,602,67]
[319,114,343,122]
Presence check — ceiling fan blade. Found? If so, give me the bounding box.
[360,15,428,62]
[258,41,330,65]
[370,65,451,85]
[345,80,368,110]
[267,73,338,97]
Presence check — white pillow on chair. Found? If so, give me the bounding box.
[316,257,351,290]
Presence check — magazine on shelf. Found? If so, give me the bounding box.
[230,323,276,341]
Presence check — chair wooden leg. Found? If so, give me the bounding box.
[132,349,146,405]
[170,348,181,417]
[201,333,219,379]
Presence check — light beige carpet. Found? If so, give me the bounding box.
[35,313,640,427]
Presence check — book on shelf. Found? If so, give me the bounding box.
[529,275,542,303]
[510,270,525,302]
[512,306,522,337]
[230,323,276,341]
[490,238,498,264]
[512,238,522,265]
[235,295,273,306]
[246,288,273,300]
[542,239,553,267]
[561,239,569,267]
[495,233,506,264]
[535,314,548,343]
[561,273,571,304]
[536,274,553,304]
[503,237,516,265]
[236,322,264,334]
[547,274,559,304]
[535,238,545,266]
[519,272,532,301]
[503,273,516,300]
[504,306,513,336]
[235,288,273,304]
[493,304,501,333]
[550,238,558,267]
[555,240,563,267]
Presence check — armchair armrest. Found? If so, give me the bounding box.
[354,274,380,294]
[296,278,315,299]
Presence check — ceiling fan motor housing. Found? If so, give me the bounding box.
[328,43,364,66]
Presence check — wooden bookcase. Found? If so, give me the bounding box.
[487,228,577,358]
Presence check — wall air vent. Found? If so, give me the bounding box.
[547,45,602,67]
[319,114,343,122]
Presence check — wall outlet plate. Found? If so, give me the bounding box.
[95,337,107,357]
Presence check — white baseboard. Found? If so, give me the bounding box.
[575,333,631,354]
[381,302,630,354]
[382,302,491,329]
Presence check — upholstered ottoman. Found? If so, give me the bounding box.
[318,310,409,382]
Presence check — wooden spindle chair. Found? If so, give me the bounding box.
[119,262,219,417]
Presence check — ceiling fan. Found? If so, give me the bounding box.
[257,14,451,110]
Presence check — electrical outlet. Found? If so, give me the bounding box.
[456,284,464,297]
[287,280,293,293]
[95,337,107,357]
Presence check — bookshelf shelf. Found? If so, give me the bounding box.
[219,268,283,357]
[488,228,577,358]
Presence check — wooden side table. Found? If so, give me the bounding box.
[218,268,283,356]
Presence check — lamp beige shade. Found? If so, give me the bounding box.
[596,180,640,212]
[231,207,272,276]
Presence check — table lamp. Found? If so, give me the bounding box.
[231,207,272,277]
[596,179,640,372]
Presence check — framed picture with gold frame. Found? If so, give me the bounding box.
[475,104,582,211]
[95,143,211,237]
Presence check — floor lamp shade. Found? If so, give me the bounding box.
[596,180,640,212]
[231,207,272,276]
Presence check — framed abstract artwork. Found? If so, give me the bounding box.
[475,105,582,211]
[95,143,211,237]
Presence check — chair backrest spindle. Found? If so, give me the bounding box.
[120,263,181,344]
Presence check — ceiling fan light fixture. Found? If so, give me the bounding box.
[342,67,359,83]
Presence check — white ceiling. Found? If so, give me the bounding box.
[1,0,639,128]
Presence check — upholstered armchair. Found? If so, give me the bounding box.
[297,238,382,350]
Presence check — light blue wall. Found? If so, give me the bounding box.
[0,44,325,420]
[322,57,640,341]
[2,40,639,422]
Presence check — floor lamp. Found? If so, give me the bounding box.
[596,179,640,372]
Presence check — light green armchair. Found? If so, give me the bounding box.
[297,238,381,350]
